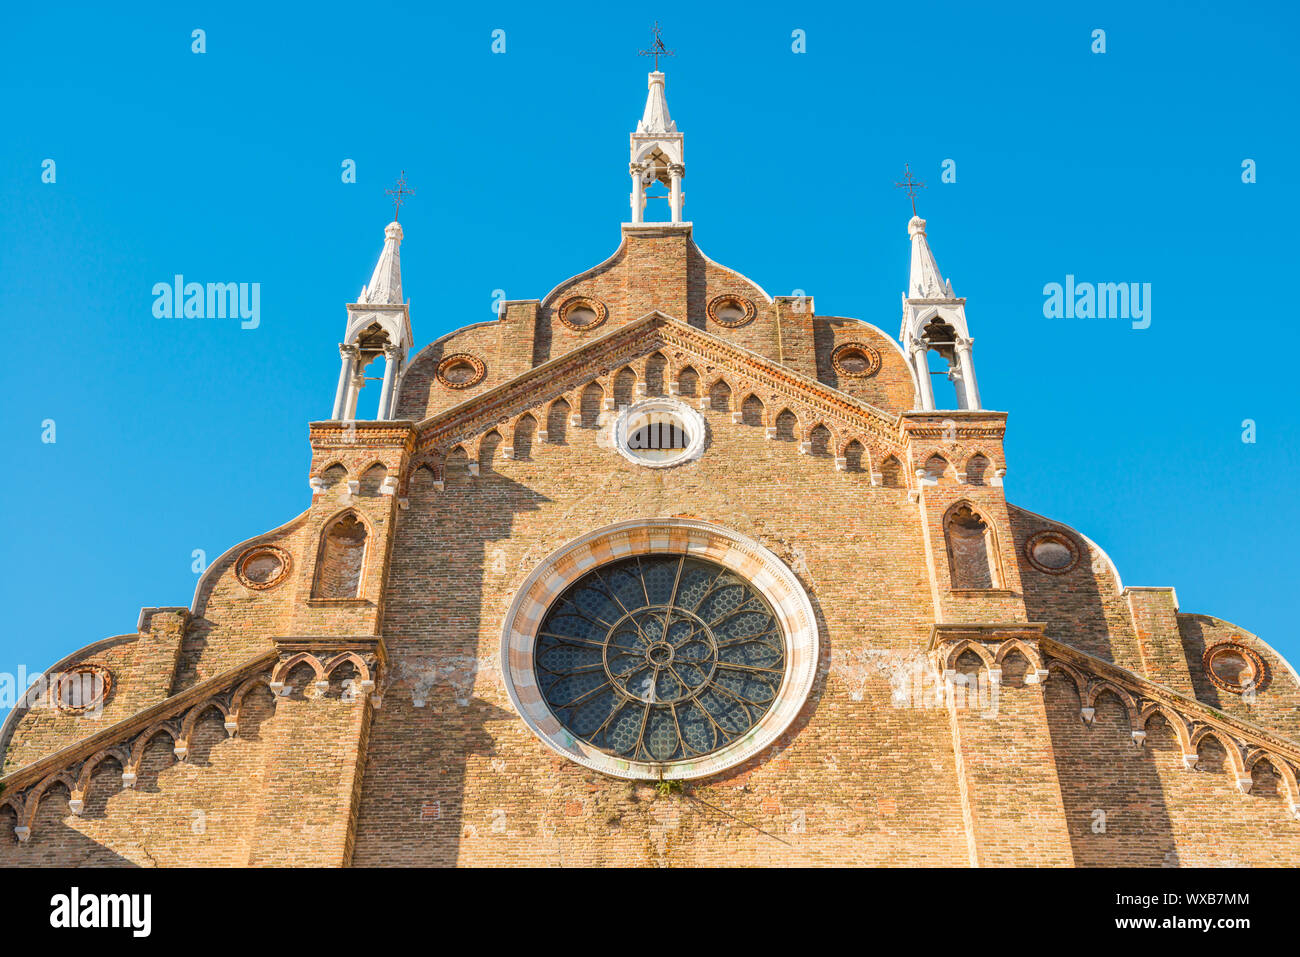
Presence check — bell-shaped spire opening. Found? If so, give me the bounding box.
[333,219,413,423]
[899,215,981,412]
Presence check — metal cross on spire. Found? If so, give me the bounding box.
[386,171,415,221]
[894,163,927,217]
[638,22,675,71]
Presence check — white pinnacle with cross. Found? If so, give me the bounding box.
[330,217,415,422]
[898,215,981,412]
[629,70,685,224]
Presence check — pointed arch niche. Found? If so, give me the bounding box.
[944,502,1002,590]
[313,511,369,599]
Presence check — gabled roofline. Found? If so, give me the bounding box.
[540,236,629,309]
[409,311,901,451]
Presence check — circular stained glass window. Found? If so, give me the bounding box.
[534,554,786,763]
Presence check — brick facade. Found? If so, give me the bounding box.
[3,224,1297,867]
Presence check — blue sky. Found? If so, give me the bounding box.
[1,0,1297,694]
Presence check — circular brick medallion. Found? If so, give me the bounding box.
[1024,530,1080,574]
[830,342,882,378]
[557,296,608,332]
[235,544,292,590]
[1204,642,1267,695]
[707,294,756,328]
[55,664,113,715]
[436,353,487,389]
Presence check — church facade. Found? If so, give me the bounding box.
[4,71,1300,868]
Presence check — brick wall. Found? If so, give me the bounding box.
[4,226,1299,867]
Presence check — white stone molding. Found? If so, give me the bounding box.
[610,397,707,469]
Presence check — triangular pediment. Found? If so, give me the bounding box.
[411,312,902,456]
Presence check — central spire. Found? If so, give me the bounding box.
[899,211,981,412]
[628,69,685,224]
[628,24,685,224]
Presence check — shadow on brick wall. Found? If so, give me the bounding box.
[1045,675,1179,866]
[351,448,547,866]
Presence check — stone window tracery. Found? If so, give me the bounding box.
[500,519,820,781]
[535,555,785,764]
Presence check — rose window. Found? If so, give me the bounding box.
[534,554,786,763]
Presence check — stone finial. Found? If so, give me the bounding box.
[637,71,677,135]
[906,216,953,300]
[358,221,404,306]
